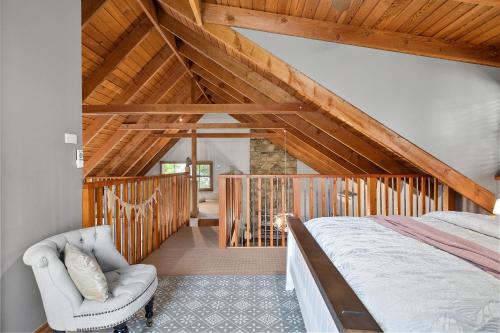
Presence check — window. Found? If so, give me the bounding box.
[160,161,213,191]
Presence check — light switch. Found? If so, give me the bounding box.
[65,133,77,144]
[76,149,84,169]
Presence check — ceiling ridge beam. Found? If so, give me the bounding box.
[159,0,496,211]
[83,16,152,101]
[202,4,500,67]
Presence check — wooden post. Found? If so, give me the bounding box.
[443,186,456,211]
[82,183,94,228]
[219,177,227,248]
[366,178,378,215]
[191,130,198,217]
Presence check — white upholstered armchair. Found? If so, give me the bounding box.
[23,225,158,333]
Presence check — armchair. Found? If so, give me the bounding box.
[23,225,158,333]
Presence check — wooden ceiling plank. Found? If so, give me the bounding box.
[83,130,129,176]
[159,0,495,210]
[83,48,173,148]
[200,4,500,67]
[83,17,152,100]
[82,0,108,29]
[83,103,313,115]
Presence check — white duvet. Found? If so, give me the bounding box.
[305,212,500,332]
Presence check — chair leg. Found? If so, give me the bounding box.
[145,296,155,327]
[113,322,129,333]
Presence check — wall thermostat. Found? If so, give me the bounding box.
[76,149,84,169]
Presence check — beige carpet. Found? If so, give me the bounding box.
[143,226,287,275]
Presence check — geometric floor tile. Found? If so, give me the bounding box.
[123,275,306,333]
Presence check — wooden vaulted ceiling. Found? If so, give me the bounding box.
[81,0,498,211]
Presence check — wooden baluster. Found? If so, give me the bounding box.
[218,178,227,248]
[396,177,401,215]
[332,178,337,216]
[246,177,251,247]
[408,177,414,217]
[153,178,159,250]
[443,186,456,211]
[123,183,129,262]
[82,183,95,228]
[433,178,439,212]
[258,178,262,247]
[270,178,274,247]
[320,178,326,217]
[357,178,362,217]
[366,177,377,215]
[281,178,286,247]
[420,177,427,216]
[173,176,178,233]
[142,180,147,261]
[115,184,122,254]
[309,178,314,219]
[96,187,103,225]
[130,181,136,264]
[344,177,349,216]
[383,177,389,216]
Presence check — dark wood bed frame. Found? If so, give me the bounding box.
[287,217,382,333]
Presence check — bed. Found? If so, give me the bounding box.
[286,211,500,333]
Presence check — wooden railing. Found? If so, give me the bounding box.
[82,173,190,263]
[219,174,456,248]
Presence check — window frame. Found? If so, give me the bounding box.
[160,160,213,192]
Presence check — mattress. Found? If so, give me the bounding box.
[302,212,500,332]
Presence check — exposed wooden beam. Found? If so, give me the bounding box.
[81,0,107,29]
[202,4,500,67]
[136,0,210,102]
[456,0,500,6]
[160,0,496,211]
[120,122,285,130]
[153,132,280,138]
[83,130,126,176]
[83,103,313,115]
[188,0,203,26]
[83,17,151,100]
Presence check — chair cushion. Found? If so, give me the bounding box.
[75,264,156,316]
[64,243,109,302]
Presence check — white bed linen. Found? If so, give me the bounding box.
[288,213,500,332]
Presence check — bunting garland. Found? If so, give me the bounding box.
[106,186,161,224]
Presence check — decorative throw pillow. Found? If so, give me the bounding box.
[64,243,109,302]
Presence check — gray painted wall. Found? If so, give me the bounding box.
[237,29,500,196]
[0,1,82,331]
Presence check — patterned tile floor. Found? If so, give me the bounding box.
[126,275,306,333]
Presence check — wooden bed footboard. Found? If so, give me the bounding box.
[287,217,382,333]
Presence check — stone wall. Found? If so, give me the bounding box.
[250,139,297,175]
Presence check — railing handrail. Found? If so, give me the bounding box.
[218,174,427,179]
[84,172,189,186]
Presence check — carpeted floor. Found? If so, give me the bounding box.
[127,275,305,333]
[143,227,287,275]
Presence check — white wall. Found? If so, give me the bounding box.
[0,1,82,331]
[237,29,500,196]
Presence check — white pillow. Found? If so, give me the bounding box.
[423,211,500,239]
[64,243,109,302]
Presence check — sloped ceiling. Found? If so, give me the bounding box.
[81,0,497,211]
